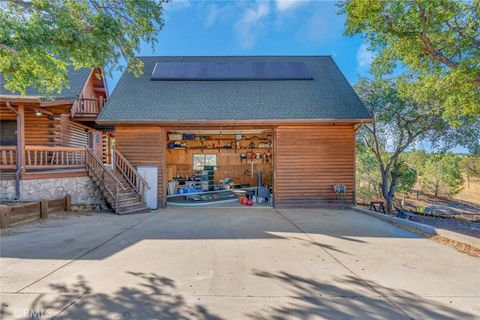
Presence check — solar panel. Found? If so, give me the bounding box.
[151,61,312,80]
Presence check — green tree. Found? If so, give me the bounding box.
[356,142,382,203]
[0,0,169,95]
[405,149,429,176]
[356,142,417,205]
[460,156,480,188]
[421,153,464,197]
[340,0,480,122]
[395,161,417,197]
[355,77,463,211]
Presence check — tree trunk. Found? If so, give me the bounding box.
[380,171,394,212]
[379,163,400,213]
[387,174,398,212]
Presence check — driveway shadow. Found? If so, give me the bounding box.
[0,272,222,320]
[248,270,476,320]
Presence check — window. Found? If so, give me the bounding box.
[87,132,94,149]
[193,154,217,170]
[0,120,17,145]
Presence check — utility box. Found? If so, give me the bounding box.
[137,166,158,210]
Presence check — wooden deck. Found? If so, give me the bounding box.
[71,98,107,120]
[1,145,89,179]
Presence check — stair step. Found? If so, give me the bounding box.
[118,191,138,199]
[117,198,142,205]
[115,202,149,214]
[116,206,150,215]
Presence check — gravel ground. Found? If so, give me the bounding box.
[410,215,480,238]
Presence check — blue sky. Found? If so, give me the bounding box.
[106,0,374,89]
[105,0,471,153]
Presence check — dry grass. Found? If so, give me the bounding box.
[454,178,480,205]
[391,223,480,258]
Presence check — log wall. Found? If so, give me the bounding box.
[274,125,355,208]
[58,115,89,147]
[81,68,107,100]
[24,110,60,146]
[0,105,16,120]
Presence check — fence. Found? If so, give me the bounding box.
[0,194,72,228]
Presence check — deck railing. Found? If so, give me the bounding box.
[71,98,106,118]
[0,146,16,170]
[114,148,150,201]
[86,147,125,208]
[25,146,86,169]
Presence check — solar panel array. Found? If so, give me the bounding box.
[151,61,313,80]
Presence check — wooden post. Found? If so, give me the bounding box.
[17,105,25,175]
[0,206,11,228]
[65,194,72,211]
[40,200,48,219]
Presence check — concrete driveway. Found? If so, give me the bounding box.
[1,208,479,319]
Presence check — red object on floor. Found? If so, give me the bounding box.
[240,195,249,205]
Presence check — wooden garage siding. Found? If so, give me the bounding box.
[115,126,166,208]
[274,125,355,208]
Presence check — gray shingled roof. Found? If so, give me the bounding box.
[0,66,91,100]
[98,56,371,122]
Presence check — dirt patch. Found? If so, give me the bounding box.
[403,191,479,219]
[391,223,480,258]
[410,215,480,238]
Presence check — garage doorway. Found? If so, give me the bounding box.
[165,129,274,207]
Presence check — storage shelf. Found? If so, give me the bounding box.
[169,147,272,151]
[168,138,271,142]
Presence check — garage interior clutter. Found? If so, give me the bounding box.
[166,130,273,206]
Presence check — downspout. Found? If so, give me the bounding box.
[5,102,21,200]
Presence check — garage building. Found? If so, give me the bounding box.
[98,56,372,208]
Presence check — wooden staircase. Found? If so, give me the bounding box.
[85,148,150,214]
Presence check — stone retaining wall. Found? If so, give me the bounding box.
[0,177,103,205]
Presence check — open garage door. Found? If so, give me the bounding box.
[165,129,274,207]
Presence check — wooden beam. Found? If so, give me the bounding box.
[0,96,41,104]
[5,101,18,115]
[40,99,75,107]
[17,105,25,174]
[93,86,106,92]
[25,105,54,117]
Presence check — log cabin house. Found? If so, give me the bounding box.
[97,56,373,209]
[0,67,150,214]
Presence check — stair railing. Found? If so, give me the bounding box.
[85,147,126,209]
[113,147,150,202]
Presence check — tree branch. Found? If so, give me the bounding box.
[7,0,33,8]
[416,0,480,87]
[0,43,18,54]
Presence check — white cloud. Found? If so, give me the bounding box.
[165,0,191,11]
[276,0,310,12]
[357,43,375,73]
[199,2,240,29]
[297,5,344,43]
[205,4,219,28]
[234,2,270,49]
